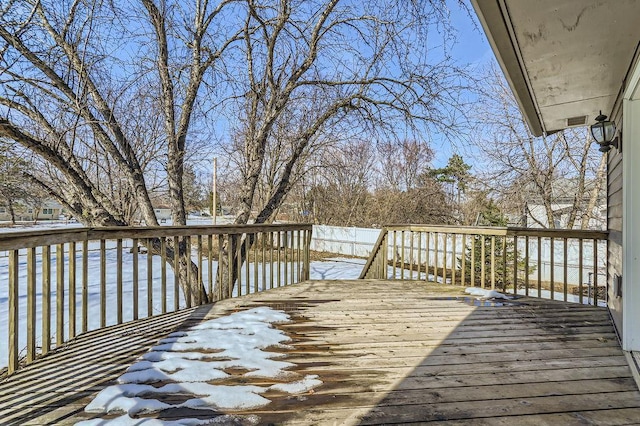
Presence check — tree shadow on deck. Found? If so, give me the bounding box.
[0,305,209,425]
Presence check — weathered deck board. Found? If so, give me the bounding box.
[1,279,639,425]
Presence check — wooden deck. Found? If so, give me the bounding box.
[2,280,640,425]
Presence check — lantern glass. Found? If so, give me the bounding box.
[591,120,616,144]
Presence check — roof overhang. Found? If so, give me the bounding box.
[472,0,640,136]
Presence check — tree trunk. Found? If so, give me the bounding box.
[7,199,16,225]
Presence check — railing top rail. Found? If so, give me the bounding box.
[383,224,608,240]
[0,223,313,251]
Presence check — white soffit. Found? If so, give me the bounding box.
[473,0,640,136]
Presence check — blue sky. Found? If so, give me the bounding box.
[429,2,494,169]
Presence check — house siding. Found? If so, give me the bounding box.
[608,116,623,335]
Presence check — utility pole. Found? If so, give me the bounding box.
[212,157,217,225]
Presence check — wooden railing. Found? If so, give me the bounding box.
[360,224,608,304]
[0,224,312,376]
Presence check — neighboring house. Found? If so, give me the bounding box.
[153,205,172,222]
[0,200,63,222]
[472,0,640,363]
[506,178,607,230]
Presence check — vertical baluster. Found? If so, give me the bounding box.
[69,241,76,339]
[217,235,224,300]
[117,239,123,324]
[470,235,475,286]
[56,243,65,346]
[480,235,485,288]
[283,232,288,286]
[43,245,51,354]
[236,235,242,297]
[461,234,467,286]
[525,236,529,296]
[409,231,414,280]
[400,230,405,280]
[186,236,192,307]
[255,233,260,291]
[198,235,203,305]
[82,241,88,333]
[392,231,397,279]
[563,237,568,302]
[452,234,457,285]
[537,236,542,297]
[246,234,251,294]
[383,231,389,279]
[593,239,598,306]
[228,235,234,298]
[512,236,518,294]
[434,232,439,283]
[132,238,139,319]
[27,247,36,363]
[269,232,273,288]
[147,238,153,316]
[262,233,267,289]
[550,237,555,300]
[161,238,167,313]
[289,231,294,283]
[425,232,431,281]
[174,236,180,309]
[297,230,301,282]
[8,249,19,374]
[276,232,282,287]
[304,229,311,280]
[208,235,214,297]
[578,239,584,304]
[490,236,496,289]
[417,231,422,279]
[502,237,507,291]
[442,233,448,284]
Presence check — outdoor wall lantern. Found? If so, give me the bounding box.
[590,111,620,153]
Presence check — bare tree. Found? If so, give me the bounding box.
[211,0,471,295]
[475,66,606,230]
[0,143,28,224]
[0,0,242,302]
[0,0,472,299]
[377,140,435,191]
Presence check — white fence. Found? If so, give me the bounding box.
[310,225,380,258]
